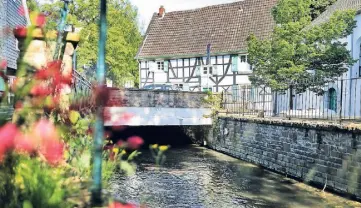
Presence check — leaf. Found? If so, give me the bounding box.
[119,161,136,176]
[23,201,33,208]
[69,110,81,124]
[127,150,141,161]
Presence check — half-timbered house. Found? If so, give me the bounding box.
[136,0,278,92]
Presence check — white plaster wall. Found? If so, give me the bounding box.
[104,107,212,126]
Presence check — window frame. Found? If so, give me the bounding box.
[328,88,337,111]
[157,61,164,71]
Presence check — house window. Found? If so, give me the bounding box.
[328,88,337,111]
[203,66,213,75]
[157,61,164,70]
[240,55,247,63]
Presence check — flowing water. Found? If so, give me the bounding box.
[110,145,361,208]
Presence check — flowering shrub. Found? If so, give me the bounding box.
[0,7,172,208]
[0,9,146,207]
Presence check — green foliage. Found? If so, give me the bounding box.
[202,92,222,117]
[0,154,19,207]
[26,0,39,11]
[40,0,143,87]
[14,157,68,208]
[149,145,170,167]
[248,0,356,93]
[310,0,337,20]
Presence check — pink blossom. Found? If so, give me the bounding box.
[0,123,18,161]
[127,136,144,150]
[36,14,46,27]
[0,123,18,150]
[13,26,27,38]
[0,59,7,69]
[108,202,137,208]
[39,137,64,165]
[34,119,59,141]
[14,132,37,154]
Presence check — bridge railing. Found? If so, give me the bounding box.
[71,69,92,95]
[106,88,211,108]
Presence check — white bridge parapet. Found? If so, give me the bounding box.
[105,89,213,126]
[104,107,212,126]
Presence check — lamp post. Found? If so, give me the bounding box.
[53,0,71,60]
[91,0,107,205]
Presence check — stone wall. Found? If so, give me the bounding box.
[207,116,361,198]
[107,88,210,108]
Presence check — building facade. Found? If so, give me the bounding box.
[0,0,27,90]
[136,0,278,92]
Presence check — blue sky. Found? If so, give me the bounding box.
[131,0,238,32]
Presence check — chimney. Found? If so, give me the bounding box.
[158,6,165,18]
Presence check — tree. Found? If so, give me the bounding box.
[26,0,39,11]
[310,0,337,20]
[247,0,356,94]
[40,0,142,87]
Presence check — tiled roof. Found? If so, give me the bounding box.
[136,0,278,59]
[310,0,361,27]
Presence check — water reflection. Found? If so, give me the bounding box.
[110,145,360,208]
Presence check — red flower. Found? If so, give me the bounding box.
[0,123,18,150]
[127,136,143,150]
[35,60,62,80]
[36,14,46,27]
[14,26,27,38]
[0,59,7,69]
[116,140,124,147]
[15,101,23,110]
[86,127,93,135]
[108,202,137,208]
[0,123,18,162]
[31,85,52,96]
[39,137,64,165]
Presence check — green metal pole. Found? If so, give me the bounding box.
[91,0,107,205]
[53,0,70,60]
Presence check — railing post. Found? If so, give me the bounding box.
[91,0,107,205]
[262,86,265,117]
[53,0,70,60]
[339,79,343,124]
[242,87,245,116]
[273,90,277,117]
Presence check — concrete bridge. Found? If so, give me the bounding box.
[104,89,212,126]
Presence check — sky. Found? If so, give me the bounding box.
[38,0,240,32]
[130,0,239,32]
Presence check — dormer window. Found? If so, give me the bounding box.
[157,61,164,70]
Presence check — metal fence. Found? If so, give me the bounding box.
[221,78,361,122]
[72,69,92,95]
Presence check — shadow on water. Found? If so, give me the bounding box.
[107,126,193,147]
[108,126,360,208]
